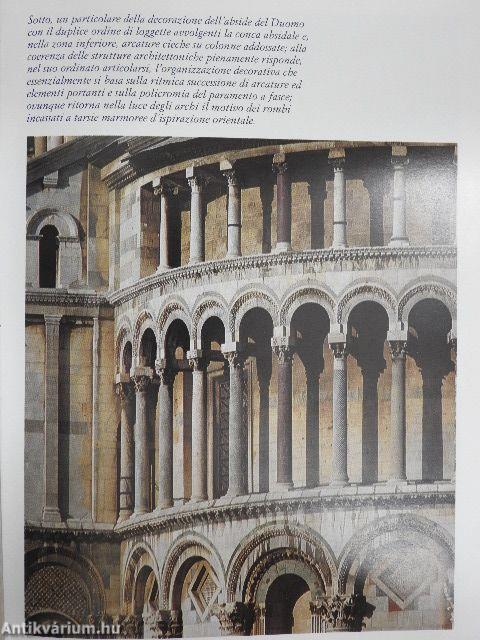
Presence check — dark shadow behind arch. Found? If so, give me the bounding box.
[39,225,59,288]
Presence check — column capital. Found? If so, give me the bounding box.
[328,147,346,170]
[212,602,254,636]
[388,339,408,359]
[187,349,207,370]
[391,144,409,167]
[272,153,288,174]
[222,167,241,187]
[311,594,375,633]
[44,313,62,325]
[271,337,295,364]
[153,177,175,197]
[115,379,134,403]
[132,374,151,393]
[328,333,348,358]
[186,166,206,191]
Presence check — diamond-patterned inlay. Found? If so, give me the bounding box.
[187,561,221,621]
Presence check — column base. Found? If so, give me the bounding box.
[41,506,63,524]
[156,264,171,273]
[274,481,294,492]
[226,252,241,259]
[331,242,347,249]
[387,477,408,485]
[389,237,409,247]
[189,495,208,504]
[133,508,149,517]
[272,242,292,253]
[116,511,133,524]
[329,479,349,487]
[156,500,174,510]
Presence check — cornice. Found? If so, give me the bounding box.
[108,245,457,307]
[25,289,111,308]
[25,485,454,543]
[27,136,125,185]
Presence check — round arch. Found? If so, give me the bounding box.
[398,280,456,327]
[25,545,106,623]
[160,532,226,610]
[226,522,337,603]
[337,513,454,594]
[279,284,335,327]
[229,285,279,341]
[132,310,157,366]
[157,296,191,352]
[191,293,228,348]
[115,318,133,374]
[336,281,397,330]
[27,208,82,240]
[122,543,161,614]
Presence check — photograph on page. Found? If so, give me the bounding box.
[23,135,456,636]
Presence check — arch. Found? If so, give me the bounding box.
[27,208,82,240]
[157,296,191,350]
[115,317,133,374]
[132,310,157,366]
[226,522,337,603]
[398,279,456,326]
[160,532,226,610]
[229,285,279,340]
[279,283,335,327]
[191,292,228,348]
[337,281,397,329]
[123,542,161,614]
[25,545,106,623]
[337,513,454,594]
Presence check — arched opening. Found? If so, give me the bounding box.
[139,329,157,369]
[122,341,133,375]
[265,574,310,634]
[165,319,191,502]
[291,303,330,487]
[39,225,59,288]
[348,301,389,484]
[408,299,454,481]
[133,565,158,617]
[239,308,274,493]
[200,316,227,499]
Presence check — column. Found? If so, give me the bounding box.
[34,136,47,156]
[156,365,175,509]
[273,154,292,252]
[133,373,151,515]
[42,314,62,523]
[46,136,63,150]
[272,339,294,490]
[329,149,347,248]
[221,161,242,257]
[153,180,172,271]
[389,145,409,246]
[329,339,349,485]
[186,168,205,264]
[212,603,254,636]
[305,365,321,488]
[221,345,247,497]
[116,379,135,521]
[314,594,374,632]
[257,355,271,493]
[388,341,407,482]
[187,350,208,502]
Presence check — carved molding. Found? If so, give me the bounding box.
[310,593,375,632]
[212,602,254,636]
[398,283,457,321]
[26,290,109,307]
[108,247,455,307]
[337,284,396,324]
[279,286,335,325]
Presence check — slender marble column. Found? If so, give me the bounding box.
[156,366,175,509]
[116,380,135,521]
[223,166,242,258]
[330,341,349,485]
[133,374,151,515]
[257,364,271,493]
[154,181,172,270]
[187,351,208,502]
[389,147,409,246]
[272,342,294,490]
[330,155,347,248]
[361,366,380,484]
[222,347,247,497]
[42,314,63,523]
[388,341,407,482]
[187,171,205,264]
[273,157,292,252]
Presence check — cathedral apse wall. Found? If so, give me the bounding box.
[24,136,456,636]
